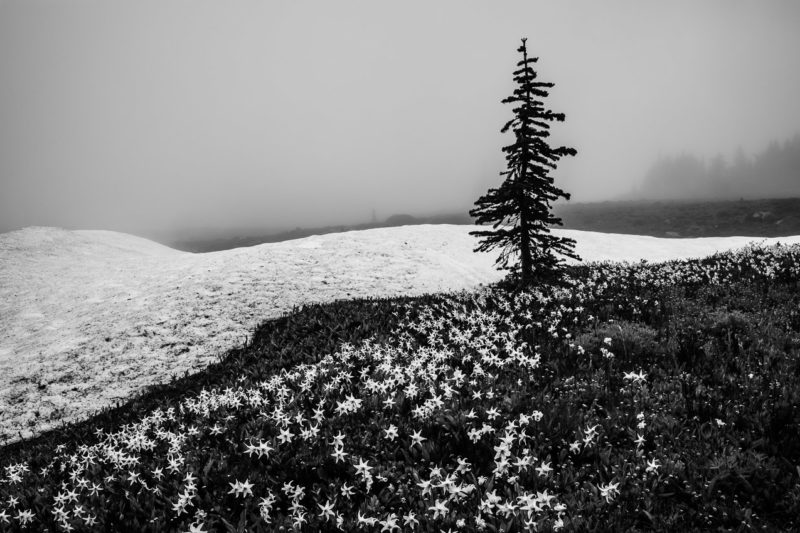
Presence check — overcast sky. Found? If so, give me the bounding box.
[1,1,799,236]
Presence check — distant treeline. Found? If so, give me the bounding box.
[636,134,800,200]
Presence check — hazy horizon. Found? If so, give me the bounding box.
[2,1,799,238]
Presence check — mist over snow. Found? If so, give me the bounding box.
[3,224,800,442]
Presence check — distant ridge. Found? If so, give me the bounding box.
[170,212,473,253]
[169,198,800,253]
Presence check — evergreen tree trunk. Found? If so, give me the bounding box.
[518,185,533,285]
[518,42,533,286]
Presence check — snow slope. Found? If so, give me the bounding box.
[2,225,799,442]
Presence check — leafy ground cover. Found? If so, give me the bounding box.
[2,244,800,531]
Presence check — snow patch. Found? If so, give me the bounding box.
[2,225,799,443]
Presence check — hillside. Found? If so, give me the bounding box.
[1,241,799,530]
[557,197,800,238]
[3,225,800,444]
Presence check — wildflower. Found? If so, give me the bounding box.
[416,478,433,496]
[331,431,346,447]
[384,424,399,441]
[85,480,101,496]
[357,511,377,527]
[340,483,355,498]
[536,489,555,508]
[380,513,400,532]
[623,370,647,384]
[634,433,645,448]
[409,429,426,448]
[646,458,661,473]
[0,510,9,524]
[497,500,516,518]
[228,479,254,498]
[259,493,277,510]
[715,418,726,427]
[514,455,532,470]
[292,511,308,528]
[402,511,419,528]
[277,428,294,444]
[331,447,348,463]
[583,424,600,447]
[15,509,34,526]
[598,481,620,503]
[167,456,183,473]
[524,516,538,531]
[535,461,552,477]
[246,440,273,458]
[354,458,373,479]
[467,428,482,442]
[428,499,449,520]
[318,500,335,521]
[494,455,510,476]
[480,489,501,512]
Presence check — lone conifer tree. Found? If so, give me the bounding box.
[470,38,579,286]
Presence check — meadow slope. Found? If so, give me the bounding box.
[2,225,799,443]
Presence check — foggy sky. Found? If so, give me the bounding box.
[1,1,799,237]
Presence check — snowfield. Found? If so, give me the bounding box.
[2,225,800,443]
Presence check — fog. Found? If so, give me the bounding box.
[1,1,799,239]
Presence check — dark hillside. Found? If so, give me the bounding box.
[556,197,800,238]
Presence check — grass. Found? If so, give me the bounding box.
[2,244,800,531]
